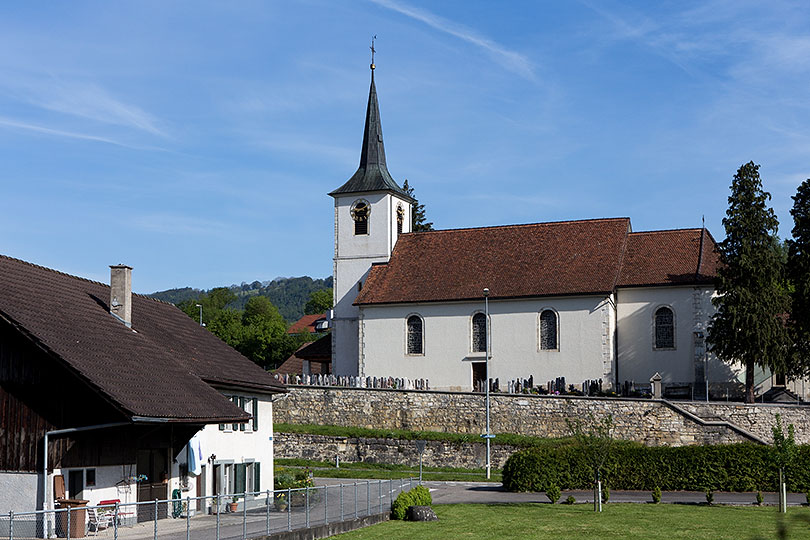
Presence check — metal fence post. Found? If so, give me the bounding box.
[340,483,344,522]
[114,502,119,540]
[216,495,221,540]
[366,481,370,516]
[354,482,358,519]
[8,511,13,540]
[286,489,291,532]
[378,480,382,513]
[66,506,71,540]
[324,485,328,524]
[153,499,158,540]
[265,490,271,536]
[305,488,310,529]
[186,497,191,540]
[242,492,247,540]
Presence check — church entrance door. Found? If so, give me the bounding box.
[472,362,486,392]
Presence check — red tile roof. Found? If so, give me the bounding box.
[0,254,285,423]
[618,228,720,287]
[288,313,328,334]
[355,219,718,305]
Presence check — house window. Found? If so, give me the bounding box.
[351,200,370,235]
[85,469,96,487]
[654,307,675,349]
[396,204,404,235]
[539,310,558,350]
[231,396,240,431]
[241,397,254,432]
[472,313,487,353]
[407,315,423,355]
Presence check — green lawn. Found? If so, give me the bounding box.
[332,503,810,540]
[276,458,502,482]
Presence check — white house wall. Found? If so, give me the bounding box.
[193,394,275,506]
[359,296,615,391]
[616,286,725,385]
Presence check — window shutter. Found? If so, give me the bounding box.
[232,396,240,431]
[235,464,246,494]
[239,397,246,431]
[253,398,259,431]
[253,462,261,492]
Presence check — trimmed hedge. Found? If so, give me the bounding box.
[503,442,810,493]
[391,485,432,520]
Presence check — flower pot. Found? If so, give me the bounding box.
[228,502,238,512]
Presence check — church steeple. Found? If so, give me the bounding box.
[329,54,413,201]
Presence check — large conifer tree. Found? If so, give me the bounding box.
[708,162,789,403]
[787,179,810,377]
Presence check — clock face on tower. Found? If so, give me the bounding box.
[351,200,370,235]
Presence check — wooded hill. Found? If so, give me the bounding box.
[149,276,333,323]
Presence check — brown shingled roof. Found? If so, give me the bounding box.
[0,254,284,423]
[355,219,719,306]
[287,313,327,334]
[355,218,631,305]
[617,228,720,287]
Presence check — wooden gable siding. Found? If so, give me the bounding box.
[0,318,126,471]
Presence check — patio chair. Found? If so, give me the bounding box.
[87,507,111,535]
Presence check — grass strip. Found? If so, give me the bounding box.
[333,503,810,540]
[276,458,502,482]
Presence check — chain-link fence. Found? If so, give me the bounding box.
[1,478,417,540]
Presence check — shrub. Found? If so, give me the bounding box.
[651,486,661,504]
[503,442,810,493]
[805,491,810,506]
[546,485,560,504]
[564,495,576,505]
[601,485,610,503]
[705,490,714,505]
[756,491,763,506]
[391,485,432,520]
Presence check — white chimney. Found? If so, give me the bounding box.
[110,264,133,327]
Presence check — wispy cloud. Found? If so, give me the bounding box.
[0,74,166,137]
[368,0,536,81]
[0,116,122,145]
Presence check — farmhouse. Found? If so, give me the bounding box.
[329,65,742,394]
[0,256,284,518]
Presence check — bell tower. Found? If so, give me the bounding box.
[329,47,414,376]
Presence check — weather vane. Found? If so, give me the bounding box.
[370,35,376,70]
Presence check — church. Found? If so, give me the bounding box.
[328,63,727,395]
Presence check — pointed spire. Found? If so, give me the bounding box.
[330,47,413,201]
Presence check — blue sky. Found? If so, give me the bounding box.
[1,1,809,293]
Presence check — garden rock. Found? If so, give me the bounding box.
[407,506,438,521]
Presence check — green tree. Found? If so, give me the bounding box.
[403,179,434,232]
[787,179,810,377]
[304,288,333,315]
[708,162,790,403]
[772,414,797,513]
[566,412,614,512]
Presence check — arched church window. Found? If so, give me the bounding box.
[539,309,558,350]
[351,200,370,235]
[654,306,675,349]
[396,204,404,235]
[407,315,423,355]
[472,312,487,353]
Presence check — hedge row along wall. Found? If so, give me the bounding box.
[503,443,810,493]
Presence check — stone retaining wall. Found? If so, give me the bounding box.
[274,432,518,469]
[275,387,810,446]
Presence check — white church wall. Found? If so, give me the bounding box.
[359,296,614,391]
[616,285,727,386]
